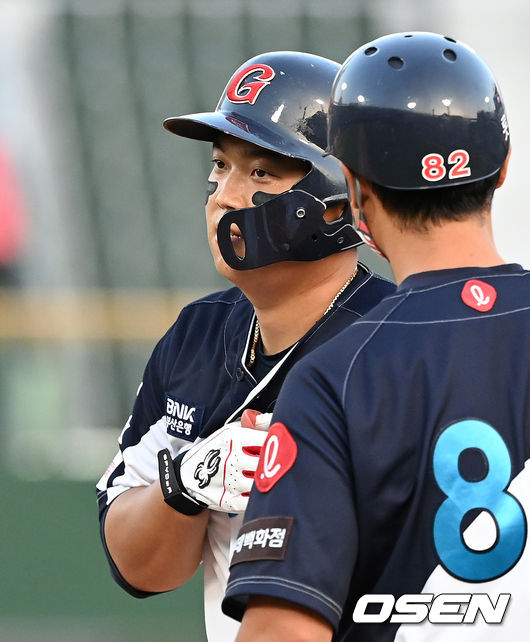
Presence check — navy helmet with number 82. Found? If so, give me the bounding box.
[327,32,511,190]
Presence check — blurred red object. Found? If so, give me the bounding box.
[0,143,27,266]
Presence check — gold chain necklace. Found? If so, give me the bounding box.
[247,315,261,367]
[324,266,358,315]
[247,267,358,368]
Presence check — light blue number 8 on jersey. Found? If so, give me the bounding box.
[433,419,526,581]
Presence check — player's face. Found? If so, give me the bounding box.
[205,134,307,279]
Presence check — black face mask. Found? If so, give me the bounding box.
[216,189,363,270]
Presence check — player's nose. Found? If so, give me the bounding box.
[215,172,250,212]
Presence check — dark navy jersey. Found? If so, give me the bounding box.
[96,264,395,619]
[223,264,530,641]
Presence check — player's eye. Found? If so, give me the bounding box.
[211,159,225,170]
[253,168,269,178]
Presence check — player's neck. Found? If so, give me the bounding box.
[243,250,358,355]
[384,213,505,284]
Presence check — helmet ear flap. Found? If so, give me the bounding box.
[217,190,363,271]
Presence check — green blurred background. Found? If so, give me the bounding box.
[0,1,528,640]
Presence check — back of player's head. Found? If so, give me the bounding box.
[164,51,362,270]
[327,32,510,192]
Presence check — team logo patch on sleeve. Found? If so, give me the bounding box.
[165,393,204,441]
[230,516,294,566]
[461,279,497,312]
[255,422,297,492]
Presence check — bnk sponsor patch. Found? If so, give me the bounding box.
[230,516,294,567]
[165,393,203,441]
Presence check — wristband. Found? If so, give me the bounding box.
[158,449,206,516]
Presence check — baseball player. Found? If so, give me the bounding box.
[96,50,395,641]
[223,33,530,641]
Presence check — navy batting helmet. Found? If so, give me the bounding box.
[164,51,362,270]
[327,32,510,190]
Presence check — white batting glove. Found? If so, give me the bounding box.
[158,410,271,515]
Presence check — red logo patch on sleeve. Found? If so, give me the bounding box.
[461,279,497,312]
[255,422,297,493]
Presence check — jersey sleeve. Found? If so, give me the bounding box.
[222,354,358,631]
[96,330,186,509]
[95,323,193,597]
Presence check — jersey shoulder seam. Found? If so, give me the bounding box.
[341,290,411,405]
[183,287,247,309]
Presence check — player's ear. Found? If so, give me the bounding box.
[496,147,511,189]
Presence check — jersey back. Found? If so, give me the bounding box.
[223,264,530,641]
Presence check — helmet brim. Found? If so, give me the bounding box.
[164,111,315,161]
